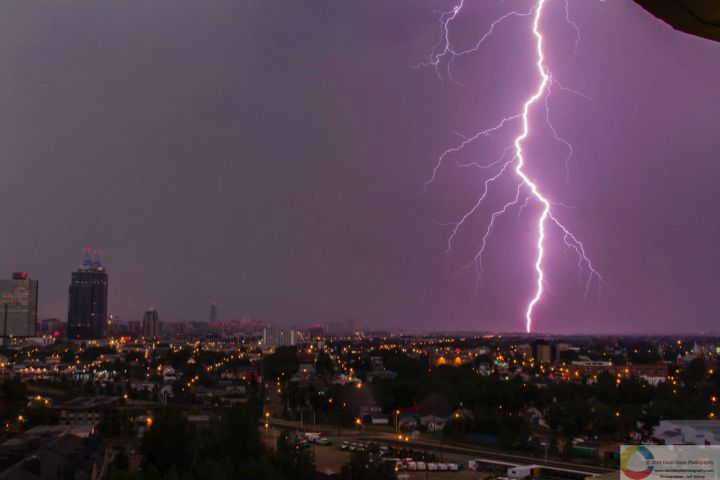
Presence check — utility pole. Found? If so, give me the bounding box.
[2,303,7,348]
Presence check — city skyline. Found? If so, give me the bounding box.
[1,1,719,333]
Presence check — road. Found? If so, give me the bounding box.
[369,435,612,475]
[263,418,614,476]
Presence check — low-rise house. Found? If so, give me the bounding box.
[370,414,389,425]
[366,369,397,382]
[0,424,101,479]
[419,414,445,432]
[130,381,156,393]
[399,413,419,429]
[653,420,720,445]
[162,366,176,383]
[54,396,120,426]
[359,401,382,419]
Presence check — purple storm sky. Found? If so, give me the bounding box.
[0,0,719,334]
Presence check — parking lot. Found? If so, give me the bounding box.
[260,429,488,479]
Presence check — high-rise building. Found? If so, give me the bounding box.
[172,322,186,337]
[142,309,161,338]
[67,252,108,340]
[531,339,557,364]
[326,319,355,337]
[209,303,217,323]
[0,272,38,338]
[262,326,302,349]
[127,320,141,337]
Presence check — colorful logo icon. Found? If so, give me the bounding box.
[621,446,655,480]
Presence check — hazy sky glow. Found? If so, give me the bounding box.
[1,0,719,333]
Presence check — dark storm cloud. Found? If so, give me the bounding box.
[0,0,718,333]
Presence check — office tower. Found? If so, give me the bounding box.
[325,319,355,337]
[531,339,557,364]
[209,303,217,323]
[142,309,160,338]
[325,321,343,336]
[67,251,108,340]
[0,272,39,338]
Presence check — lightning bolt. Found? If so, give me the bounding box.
[421,0,604,333]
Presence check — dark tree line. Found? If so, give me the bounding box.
[106,406,315,480]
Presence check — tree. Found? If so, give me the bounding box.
[443,416,474,442]
[140,411,198,475]
[274,434,315,480]
[420,392,451,418]
[591,404,618,435]
[682,358,707,387]
[561,438,575,461]
[498,415,531,448]
[24,404,53,427]
[113,448,130,471]
[549,438,560,457]
[263,347,299,379]
[315,351,334,376]
[212,406,265,467]
[0,378,27,422]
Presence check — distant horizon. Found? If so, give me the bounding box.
[35,304,720,339]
